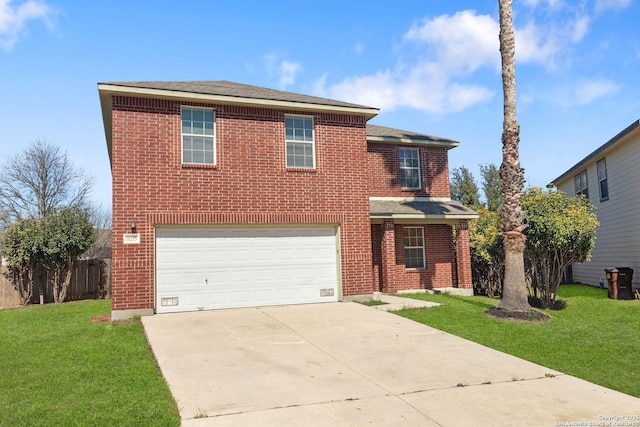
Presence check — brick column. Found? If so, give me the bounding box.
[455,221,473,289]
[381,219,396,293]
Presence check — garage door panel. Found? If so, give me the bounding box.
[156,226,339,313]
[230,270,251,283]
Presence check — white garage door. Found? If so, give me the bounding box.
[155,226,339,313]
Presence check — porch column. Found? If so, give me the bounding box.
[380,219,396,293]
[455,220,473,289]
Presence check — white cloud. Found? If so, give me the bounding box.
[571,15,590,42]
[314,8,599,114]
[404,10,500,74]
[353,42,364,55]
[573,78,621,105]
[278,60,301,89]
[0,0,54,51]
[314,10,515,114]
[595,0,632,12]
[263,52,302,89]
[446,83,496,112]
[314,62,495,114]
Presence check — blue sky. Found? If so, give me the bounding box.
[1,0,639,210]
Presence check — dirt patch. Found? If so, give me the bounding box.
[485,307,550,322]
[91,315,111,323]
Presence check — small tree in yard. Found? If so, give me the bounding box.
[1,208,94,304]
[41,208,94,303]
[522,188,599,308]
[1,219,43,304]
[469,208,504,297]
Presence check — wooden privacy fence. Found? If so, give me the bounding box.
[0,259,111,308]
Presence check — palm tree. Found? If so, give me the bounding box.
[496,0,532,312]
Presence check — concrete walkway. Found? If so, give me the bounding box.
[142,302,640,426]
[373,294,441,311]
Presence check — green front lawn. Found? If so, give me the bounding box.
[394,284,640,397]
[0,300,180,427]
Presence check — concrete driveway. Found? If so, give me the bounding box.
[142,302,640,426]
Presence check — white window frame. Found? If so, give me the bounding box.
[181,106,216,165]
[574,170,588,198]
[399,148,421,190]
[597,158,609,202]
[403,226,426,270]
[285,115,315,169]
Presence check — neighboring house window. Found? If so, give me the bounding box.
[597,158,609,201]
[181,107,215,164]
[399,148,421,189]
[403,227,425,269]
[574,170,588,198]
[285,116,315,168]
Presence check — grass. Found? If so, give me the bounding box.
[393,284,640,398]
[0,300,180,427]
[356,299,389,306]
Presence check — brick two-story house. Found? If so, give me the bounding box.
[98,81,476,320]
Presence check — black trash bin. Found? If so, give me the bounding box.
[616,267,634,300]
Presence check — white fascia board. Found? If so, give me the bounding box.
[98,89,114,165]
[390,213,479,220]
[370,215,477,225]
[367,135,459,149]
[369,196,452,202]
[97,84,379,119]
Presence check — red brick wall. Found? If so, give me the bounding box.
[110,96,374,313]
[393,224,455,291]
[373,223,456,293]
[367,143,451,198]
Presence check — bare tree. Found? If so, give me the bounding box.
[494,0,536,315]
[83,204,112,259]
[0,139,94,229]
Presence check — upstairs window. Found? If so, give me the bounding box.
[399,148,421,189]
[181,107,215,165]
[574,170,588,198]
[403,227,425,269]
[285,116,315,169]
[597,158,609,202]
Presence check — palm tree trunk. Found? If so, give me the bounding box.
[497,0,531,311]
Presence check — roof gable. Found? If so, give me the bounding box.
[548,119,640,187]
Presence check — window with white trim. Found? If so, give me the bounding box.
[181,107,215,165]
[597,158,609,202]
[403,227,425,269]
[574,170,588,198]
[399,148,421,189]
[285,116,315,168]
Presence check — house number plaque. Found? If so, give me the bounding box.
[123,234,141,244]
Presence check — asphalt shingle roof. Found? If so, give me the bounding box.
[101,80,376,110]
[370,199,477,218]
[366,124,458,145]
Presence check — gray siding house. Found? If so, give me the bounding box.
[548,119,640,291]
